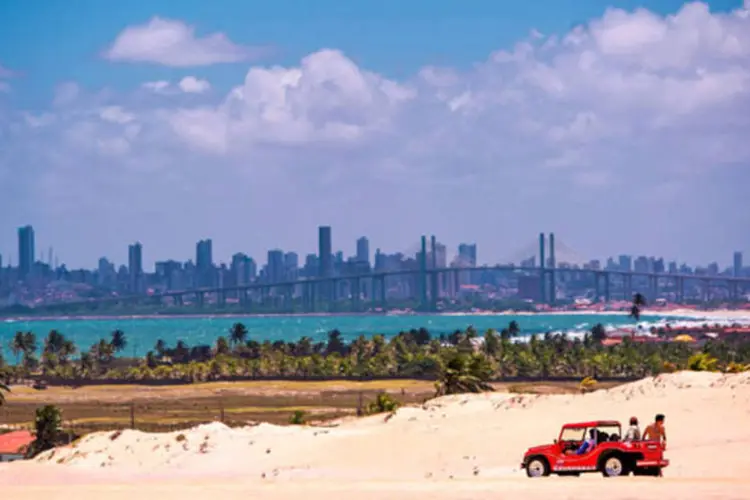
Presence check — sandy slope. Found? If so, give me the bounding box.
[2,371,750,499]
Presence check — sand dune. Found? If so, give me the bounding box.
[2,371,750,499]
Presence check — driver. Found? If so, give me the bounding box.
[574,429,598,455]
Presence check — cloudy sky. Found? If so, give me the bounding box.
[1,0,749,269]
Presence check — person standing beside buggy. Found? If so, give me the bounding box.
[624,416,641,442]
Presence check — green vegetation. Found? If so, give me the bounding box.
[26,404,63,458]
[289,410,307,425]
[0,381,9,406]
[3,320,749,390]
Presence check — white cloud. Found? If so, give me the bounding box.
[2,3,750,268]
[104,17,270,67]
[178,76,211,94]
[100,106,135,124]
[142,80,170,93]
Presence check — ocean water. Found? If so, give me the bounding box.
[0,312,715,361]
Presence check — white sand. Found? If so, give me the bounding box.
[2,371,750,499]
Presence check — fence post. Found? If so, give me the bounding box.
[356,391,364,417]
[219,398,225,423]
[130,401,135,429]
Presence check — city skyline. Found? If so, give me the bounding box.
[1,223,745,274]
[2,1,750,267]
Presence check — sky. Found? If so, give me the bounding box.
[1,0,749,269]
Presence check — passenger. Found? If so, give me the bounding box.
[643,414,667,449]
[575,429,598,455]
[624,416,641,442]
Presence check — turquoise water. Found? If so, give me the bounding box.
[0,313,689,360]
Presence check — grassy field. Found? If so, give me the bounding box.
[0,379,625,434]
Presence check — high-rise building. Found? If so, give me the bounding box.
[195,239,214,287]
[196,239,213,269]
[318,226,332,277]
[128,242,143,293]
[356,237,369,265]
[734,251,743,277]
[618,255,632,272]
[285,252,299,280]
[457,243,477,266]
[267,249,285,283]
[18,225,35,278]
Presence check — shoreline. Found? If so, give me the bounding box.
[2,307,749,323]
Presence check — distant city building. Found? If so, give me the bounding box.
[267,249,285,283]
[618,255,632,272]
[457,243,477,267]
[128,242,143,293]
[318,226,332,277]
[196,239,214,287]
[356,237,369,265]
[734,251,743,277]
[18,225,35,278]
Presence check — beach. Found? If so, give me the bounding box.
[2,370,749,499]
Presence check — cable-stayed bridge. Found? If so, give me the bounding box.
[29,233,750,314]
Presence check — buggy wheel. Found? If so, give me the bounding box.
[525,457,550,478]
[601,455,627,477]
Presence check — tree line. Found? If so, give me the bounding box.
[2,318,749,389]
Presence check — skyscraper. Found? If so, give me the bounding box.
[734,251,743,277]
[267,249,285,283]
[196,239,214,287]
[18,225,35,278]
[457,243,477,266]
[356,237,369,265]
[318,226,332,277]
[128,242,143,293]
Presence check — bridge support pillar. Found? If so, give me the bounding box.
[604,273,611,303]
[594,272,601,303]
[430,235,439,311]
[352,276,361,313]
[624,274,632,300]
[548,233,556,305]
[538,233,546,305]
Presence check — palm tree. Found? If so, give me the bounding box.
[508,321,521,337]
[435,352,494,396]
[630,293,646,321]
[44,330,66,355]
[10,331,29,363]
[0,382,10,406]
[154,339,167,358]
[110,330,127,353]
[229,323,248,347]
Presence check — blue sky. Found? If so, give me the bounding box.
[0,1,749,269]
[1,0,742,106]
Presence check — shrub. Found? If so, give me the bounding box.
[579,376,597,393]
[662,361,678,373]
[687,353,718,372]
[26,405,63,458]
[725,361,750,373]
[366,392,400,415]
[289,410,306,425]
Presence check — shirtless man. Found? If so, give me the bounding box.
[643,414,667,448]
